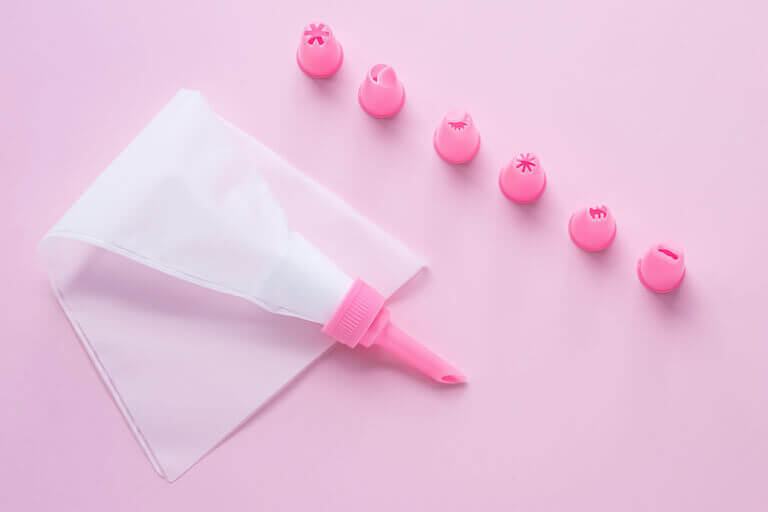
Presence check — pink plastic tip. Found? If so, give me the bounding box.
[638,243,686,293]
[358,64,405,118]
[433,110,481,164]
[568,205,617,252]
[372,316,467,384]
[323,279,466,384]
[499,153,547,204]
[296,22,343,78]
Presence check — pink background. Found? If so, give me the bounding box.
[2,0,767,510]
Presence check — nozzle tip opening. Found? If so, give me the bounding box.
[439,373,467,385]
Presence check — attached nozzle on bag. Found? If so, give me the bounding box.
[322,279,466,384]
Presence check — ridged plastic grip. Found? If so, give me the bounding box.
[321,279,385,347]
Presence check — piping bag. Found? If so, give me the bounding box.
[40,90,465,480]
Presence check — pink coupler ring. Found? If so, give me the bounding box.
[297,22,343,78]
[433,110,481,164]
[499,153,546,204]
[568,205,616,252]
[358,64,405,118]
[638,243,686,293]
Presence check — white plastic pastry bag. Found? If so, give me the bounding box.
[40,90,425,481]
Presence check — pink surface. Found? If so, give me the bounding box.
[2,1,767,510]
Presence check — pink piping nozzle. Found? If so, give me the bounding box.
[499,153,547,204]
[296,22,343,78]
[433,110,481,164]
[568,204,617,252]
[638,243,686,293]
[358,64,405,118]
[323,279,466,385]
